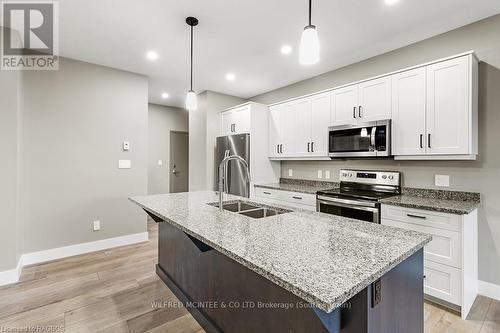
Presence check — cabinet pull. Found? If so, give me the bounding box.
[359,106,362,118]
[407,214,426,219]
[276,145,279,154]
[420,134,423,149]
[280,144,283,154]
[311,142,314,152]
[263,191,271,195]
[353,107,357,119]
[292,196,303,200]
[307,142,310,152]
[428,134,431,148]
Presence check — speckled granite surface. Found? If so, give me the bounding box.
[380,195,480,215]
[130,191,431,313]
[255,178,338,194]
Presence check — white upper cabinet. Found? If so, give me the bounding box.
[268,104,283,157]
[392,54,478,159]
[220,105,250,136]
[294,98,312,156]
[392,67,427,156]
[426,56,470,155]
[310,92,331,156]
[332,85,358,126]
[358,76,392,122]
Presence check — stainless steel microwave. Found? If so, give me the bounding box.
[328,120,391,158]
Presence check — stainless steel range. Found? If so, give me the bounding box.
[316,169,401,223]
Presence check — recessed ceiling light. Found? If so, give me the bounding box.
[146,51,158,61]
[161,92,169,99]
[281,45,292,55]
[226,73,236,81]
[385,0,399,5]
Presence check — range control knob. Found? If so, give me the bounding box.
[388,175,394,180]
[382,175,387,179]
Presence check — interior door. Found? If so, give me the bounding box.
[391,67,427,156]
[170,131,189,193]
[310,92,331,156]
[426,56,469,155]
[332,85,358,126]
[268,105,282,157]
[358,76,392,122]
[294,98,312,156]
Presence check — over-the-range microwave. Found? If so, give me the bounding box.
[328,120,391,158]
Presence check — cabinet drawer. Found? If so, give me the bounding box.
[254,187,281,200]
[382,205,461,231]
[424,260,462,306]
[280,191,316,207]
[382,219,462,268]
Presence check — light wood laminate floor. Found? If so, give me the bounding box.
[0,222,498,332]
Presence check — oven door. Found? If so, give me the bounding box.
[328,120,390,158]
[316,196,380,223]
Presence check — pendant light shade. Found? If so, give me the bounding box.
[299,0,319,65]
[185,90,198,110]
[185,17,198,111]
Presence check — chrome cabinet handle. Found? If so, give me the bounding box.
[428,134,431,148]
[307,142,310,152]
[353,107,357,119]
[279,144,283,154]
[359,106,362,118]
[276,145,279,154]
[292,196,303,200]
[407,214,426,219]
[420,134,423,149]
[311,142,314,152]
[263,191,271,195]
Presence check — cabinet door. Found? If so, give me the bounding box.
[268,106,282,157]
[221,110,235,136]
[310,92,331,156]
[233,106,251,134]
[391,68,427,156]
[294,98,312,156]
[426,56,470,155]
[331,85,358,126]
[358,76,392,122]
[281,103,298,156]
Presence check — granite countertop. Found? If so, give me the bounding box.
[130,191,431,313]
[254,179,338,194]
[380,195,480,215]
[380,187,481,215]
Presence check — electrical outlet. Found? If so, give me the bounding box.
[118,160,131,169]
[288,169,293,177]
[158,160,163,166]
[93,220,101,231]
[325,170,331,179]
[317,170,323,179]
[435,175,450,187]
[123,141,130,151]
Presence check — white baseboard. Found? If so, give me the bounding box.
[479,280,500,302]
[0,232,148,286]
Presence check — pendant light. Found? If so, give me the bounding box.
[185,17,198,111]
[299,0,319,65]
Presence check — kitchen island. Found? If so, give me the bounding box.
[130,191,431,333]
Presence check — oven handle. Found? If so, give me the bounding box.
[316,199,380,214]
[317,195,377,208]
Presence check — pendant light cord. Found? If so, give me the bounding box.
[190,25,193,91]
[308,0,312,26]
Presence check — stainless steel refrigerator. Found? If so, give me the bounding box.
[216,134,250,197]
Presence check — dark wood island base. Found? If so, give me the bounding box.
[155,221,424,333]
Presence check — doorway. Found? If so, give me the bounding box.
[169,131,189,193]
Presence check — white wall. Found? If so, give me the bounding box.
[148,104,188,194]
[21,57,148,253]
[251,14,500,286]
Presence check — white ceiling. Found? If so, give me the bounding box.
[56,0,500,107]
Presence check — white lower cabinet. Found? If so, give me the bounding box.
[381,204,478,319]
[254,187,316,211]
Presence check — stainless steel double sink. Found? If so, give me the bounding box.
[209,200,292,219]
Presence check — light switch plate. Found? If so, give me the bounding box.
[435,175,450,187]
[93,220,101,231]
[123,141,130,151]
[288,169,293,177]
[325,170,331,179]
[118,160,131,169]
[317,170,323,179]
